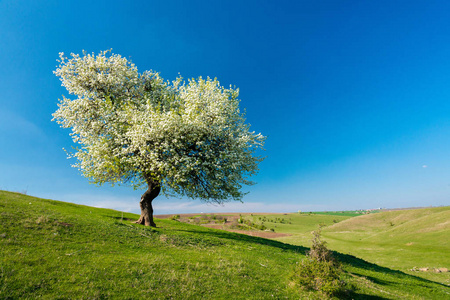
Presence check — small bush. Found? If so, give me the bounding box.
[291,258,346,297]
[308,227,334,263]
[238,215,244,224]
[170,214,180,221]
[214,215,227,224]
[257,224,267,231]
[290,227,347,297]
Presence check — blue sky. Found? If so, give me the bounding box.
[1,0,449,214]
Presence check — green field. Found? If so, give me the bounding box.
[1,190,449,299]
[323,207,450,285]
[303,211,373,217]
[265,208,450,285]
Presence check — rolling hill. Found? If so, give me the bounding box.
[273,206,450,286]
[1,190,449,299]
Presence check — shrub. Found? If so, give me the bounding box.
[291,258,346,297]
[170,214,180,221]
[238,215,244,224]
[290,227,347,297]
[308,227,335,263]
[214,215,227,224]
[257,224,267,231]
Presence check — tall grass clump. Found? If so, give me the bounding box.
[290,227,348,298]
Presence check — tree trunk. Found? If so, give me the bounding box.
[134,179,160,227]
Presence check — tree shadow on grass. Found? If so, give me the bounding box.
[335,252,449,288]
[171,226,440,281]
[110,216,136,221]
[176,227,308,253]
[175,226,449,298]
[342,291,389,300]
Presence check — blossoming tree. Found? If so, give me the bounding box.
[53,50,265,226]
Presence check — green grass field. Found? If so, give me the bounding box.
[1,190,449,299]
[271,207,450,286]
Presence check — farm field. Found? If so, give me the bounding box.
[157,211,356,239]
[1,190,449,299]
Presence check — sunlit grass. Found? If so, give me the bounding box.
[1,191,449,299]
[273,207,450,286]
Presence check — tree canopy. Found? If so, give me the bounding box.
[53,50,265,208]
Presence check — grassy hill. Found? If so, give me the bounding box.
[273,207,450,285]
[1,190,449,299]
[324,206,450,284]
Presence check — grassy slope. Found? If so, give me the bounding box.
[251,213,355,247]
[324,207,450,285]
[274,207,450,285]
[1,191,449,299]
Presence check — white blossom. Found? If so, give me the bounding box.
[53,50,265,203]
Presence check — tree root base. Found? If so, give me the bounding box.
[134,217,156,227]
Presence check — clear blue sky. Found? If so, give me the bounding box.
[1,0,449,214]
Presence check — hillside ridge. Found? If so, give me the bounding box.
[1,190,449,299]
